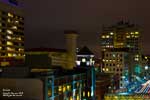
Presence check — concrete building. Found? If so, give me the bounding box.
[0,0,24,66]
[100,21,142,89]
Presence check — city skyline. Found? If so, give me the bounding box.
[24,0,150,56]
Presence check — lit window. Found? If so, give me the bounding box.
[86,61,90,66]
[76,61,81,66]
[18,37,22,40]
[6,30,13,34]
[110,32,114,35]
[13,54,17,57]
[106,68,109,71]
[7,36,12,39]
[7,41,13,45]
[18,48,24,52]
[102,68,105,71]
[0,23,2,26]
[8,13,13,17]
[11,26,17,29]
[88,91,90,97]
[58,86,62,92]
[102,59,105,62]
[67,85,71,91]
[7,19,11,23]
[0,29,2,32]
[8,53,13,57]
[106,35,110,38]
[48,89,51,97]
[101,35,105,38]
[15,20,19,24]
[135,32,139,34]
[131,32,134,34]
[63,85,66,92]
[126,35,130,38]
[135,58,139,61]
[82,58,86,62]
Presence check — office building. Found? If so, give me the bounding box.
[100,21,142,89]
[0,0,24,66]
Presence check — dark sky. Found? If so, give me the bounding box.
[24,0,150,56]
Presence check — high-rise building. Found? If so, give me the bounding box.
[100,21,142,89]
[0,0,24,66]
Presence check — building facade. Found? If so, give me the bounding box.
[0,0,24,66]
[100,21,142,89]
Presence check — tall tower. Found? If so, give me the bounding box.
[100,21,142,89]
[0,0,24,66]
[64,30,78,69]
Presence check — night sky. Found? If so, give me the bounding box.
[24,0,150,56]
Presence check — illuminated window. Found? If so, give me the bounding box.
[126,35,130,38]
[18,37,22,40]
[106,68,109,71]
[13,54,17,57]
[7,41,13,45]
[102,68,105,71]
[86,61,90,66]
[0,29,2,32]
[18,48,24,52]
[58,86,62,92]
[101,35,106,38]
[7,19,11,23]
[76,61,81,66]
[48,89,52,97]
[131,32,134,34]
[135,32,139,34]
[82,58,86,62]
[15,20,19,24]
[8,53,13,57]
[88,91,90,97]
[110,32,114,35]
[67,85,71,91]
[106,35,110,38]
[7,36,12,39]
[0,23,2,26]
[8,13,13,17]
[6,30,13,34]
[11,26,17,29]
[77,95,80,100]
[83,91,85,97]
[63,85,66,92]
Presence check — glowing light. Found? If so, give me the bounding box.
[106,68,109,71]
[11,26,17,29]
[131,32,134,34]
[126,35,130,38]
[76,61,80,66]
[6,30,13,34]
[110,32,114,35]
[8,53,13,57]
[102,35,105,38]
[135,32,139,34]
[88,91,90,97]
[8,13,13,17]
[7,41,13,45]
[83,91,85,97]
[106,35,110,38]
[145,66,148,70]
[82,58,86,62]
[7,36,12,39]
